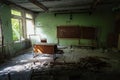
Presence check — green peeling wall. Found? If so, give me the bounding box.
[35,10,115,47]
[0,4,30,61]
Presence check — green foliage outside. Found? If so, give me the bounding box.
[11,18,21,41]
[11,9,23,41]
[11,9,21,16]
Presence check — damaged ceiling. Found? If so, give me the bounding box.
[0,0,120,13]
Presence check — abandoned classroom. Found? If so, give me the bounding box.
[0,0,120,80]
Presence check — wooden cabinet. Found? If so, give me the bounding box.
[107,33,118,48]
[118,34,120,50]
[33,43,57,54]
[106,33,120,50]
[115,18,120,33]
[107,12,120,49]
[107,13,120,48]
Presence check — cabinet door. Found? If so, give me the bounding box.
[118,34,120,50]
[115,13,120,33]
[107,33,118,48]
[115,19,120,33]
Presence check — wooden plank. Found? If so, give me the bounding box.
[29,0,48,11]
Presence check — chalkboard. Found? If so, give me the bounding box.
[81,27,97,39]
[57,26,80,38]
[57,25,97,39]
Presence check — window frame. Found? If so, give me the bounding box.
[11,18,23,41]
[0,19,2,45]
[25,12,35,38]
[11,8,24,42]
[11,9,22,17]
[11,7,34,42]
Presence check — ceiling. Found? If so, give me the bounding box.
[0,0,120,13]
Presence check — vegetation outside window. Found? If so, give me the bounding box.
[11,9,21,16]
[11,9,24,41]
[11,8,34,41]
[11,18,24,41]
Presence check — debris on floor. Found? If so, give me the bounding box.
[78,56,111,72]
[0,49,120,80]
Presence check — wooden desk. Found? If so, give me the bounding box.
[33,43,57,54]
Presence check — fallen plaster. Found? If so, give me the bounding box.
[0,51,56,80]
[0,48,120,80]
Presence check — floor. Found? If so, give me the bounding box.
[0,47,120,80]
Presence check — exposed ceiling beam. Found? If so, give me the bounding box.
[54,11,90,14]
[37,0,61,2]
[90,0,101,14]
[53,8,90,15]
[0,0,10,5]
[54,11,90,16]
[99,0,120,5]
[29,0,48,11]
[0,0,33,12]
[92,0,101,8]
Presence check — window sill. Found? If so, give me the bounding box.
[14,39,26,43]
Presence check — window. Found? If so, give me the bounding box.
[11,8,34,42]
[11,9,24,41]
[26,13,33,19]
[11,9,21,16]
[26,19,34,38]
[26,13,34,38]
[11,18,24,41]
[0,19,2,45]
